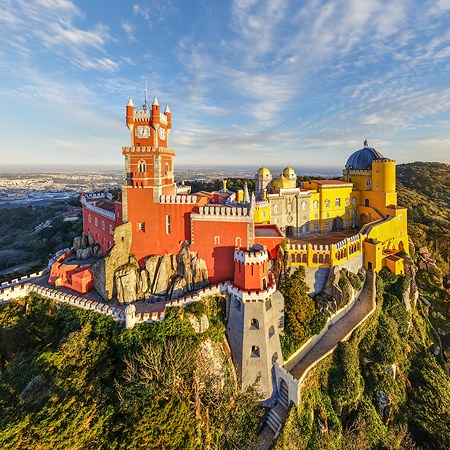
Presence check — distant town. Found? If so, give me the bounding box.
[0,166,341,208]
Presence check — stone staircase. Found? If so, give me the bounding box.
[265,407,284,435]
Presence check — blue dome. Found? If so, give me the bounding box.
[345,143,386,170]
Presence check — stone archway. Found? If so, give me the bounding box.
[332,217,343,231]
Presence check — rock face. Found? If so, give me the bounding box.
[402,255,419,311]
[72,234,102,261]
[110,241,209,303]
[186,313,209,334]
[418,246,442,279]
[376,390,392,423]
[194,339,226,394]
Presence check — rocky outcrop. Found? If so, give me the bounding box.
[186,313,210,334]
[402,255,419,311]
[110,241,209,303]
[418,246,442,279]
[72,234,102,261]
[194,339,225,394]
[376,390,392,423]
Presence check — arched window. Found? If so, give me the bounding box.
[109,224,113,233]
[138,160,146,173]
[313,200,319,209]
[352,197,357,205]
[95,217,98,227]
[272,352,278,364]
[315,213,319,219]
[251,345,260,357]
[269,325,275,338]
[345,198,350,206]
[235,237,242,247]
[325,200,330,208]
[101,220,105,230]
[301,201,306,210]
[274,204,279,214]
[250,318,259,330]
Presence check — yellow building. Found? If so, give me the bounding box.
[254,140,409,275]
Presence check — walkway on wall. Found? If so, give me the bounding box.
[289,271,375,381]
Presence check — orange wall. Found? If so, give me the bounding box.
[191,219,251,284]
[234,260,268,291]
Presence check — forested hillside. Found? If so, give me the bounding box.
[0,296,263,449]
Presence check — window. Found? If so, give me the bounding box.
[326,212,329,218]
[352,197,357,205]
[88,214,91,223]
[366,179,371,187]
[398,214,403,221]
[166,215,171,234]
[214,235,220,245]
[301,201,306,210]
[251,346,260,358]
[139,222,145,231]
[325,222,330,230]
[325,200,330,208]
[138,160,146,173]
[269,325,275,338]
[274,204,279,213]
[335,198,341,207]
[287,203,292,212]
[314,223,319,231]
[235,237,241,247]
[315,213,319,219]
[109,224,113,233]
[250,318,259,330]
[101,220,105,230]
[313,200,319,209]
[95,217,98,227]
[265,298,272,310]
[346,210,350,217]
[164,163,169,176]
[345,198,350,206]
[353,209,357,216]
[346,220,350,227]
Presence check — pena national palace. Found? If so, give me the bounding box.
[2,93,412,411]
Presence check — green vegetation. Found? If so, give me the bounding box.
[279,267,327,358]
[275,273,450,450]
[0,200,82,281]
[0,295,263,449]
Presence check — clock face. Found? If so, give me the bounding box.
[136,126,150,138]
[159,127,166,140]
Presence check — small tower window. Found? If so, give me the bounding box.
[345,198,350,207]
[335,198,341,207]
[274,204,279,214]
[235,237,242,247]
[366,179,371,187]
[313,200,319,209]
[352,197,357,205]
[166,215,171,234]
[164,163,169,176]
[214,235,221,245]
[269,325,275,338]
[109,224,113,234]
[250,318,259,330]
[325,200,330,208]
[138,160,146,173]
[95,217,98,227]
[287,203,292,212]
[139,222,145,231]
[101,220,105,230]
[301,201,306,210]
[88,214,91,223]
[251,346,260,358]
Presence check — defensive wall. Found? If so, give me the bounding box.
[273,271,377,407]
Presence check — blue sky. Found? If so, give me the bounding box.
[0,0,449,170]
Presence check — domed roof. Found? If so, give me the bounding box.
[282,166,296,177]
[257,166,271,176]
[345,140,386,170]
[124,303,136,315]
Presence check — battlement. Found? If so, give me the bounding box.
[122,146,176,156]
[197,205,251,217]
[226,281,276,302]
[373,158,395,164]
[134,109,150,121]
[80,192,112,204]
[234,247,268,265]
[159,194,198,204]
[255,200,269,208]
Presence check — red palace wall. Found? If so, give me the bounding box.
[126,189,208,265]
[190,219,251,284]
[83,207,115,254]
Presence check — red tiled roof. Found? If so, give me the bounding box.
[94,200,116,212]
